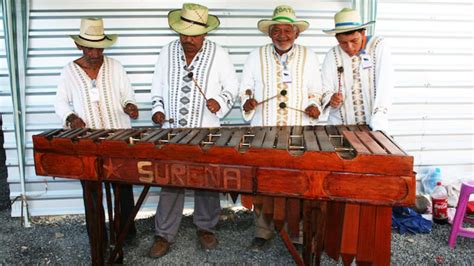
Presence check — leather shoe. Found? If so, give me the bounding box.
[197,229,218,250]
[148,236,170,258]
[249,237,270,251]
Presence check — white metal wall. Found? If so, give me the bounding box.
[8,0,473,217]
[9,0,350,216]
[376,0,474,182]
[1,3,18,207]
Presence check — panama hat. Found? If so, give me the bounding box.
[257,5,309,35]
[168,3,220,36]
[70,18,117,48]
[323,8,374,35]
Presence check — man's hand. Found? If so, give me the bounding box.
[152,112,165,125]
[66,114,86,129]
[243,98,258,112]
[305,105,321,119]
[206,98,221,114]
[330,92,344,108]
[124,103,139,119]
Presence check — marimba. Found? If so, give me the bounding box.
[33,125,415,265]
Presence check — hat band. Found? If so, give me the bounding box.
[180,16,207,27]
[272,16,295,23]
[335,22,362,27]
[79,35,111,42]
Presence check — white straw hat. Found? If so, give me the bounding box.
[168,3,220,36]
[323,8,374,35]
[70,18,117,48]
[257,5,309,35]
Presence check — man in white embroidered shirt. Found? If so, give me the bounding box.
[54,17,139,253]
[239,5,326,251]
[321,8,394,132]
[149,3,239,258]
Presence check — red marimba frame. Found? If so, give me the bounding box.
[33,125,415,265]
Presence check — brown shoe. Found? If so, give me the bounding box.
[197,229,218,250]
[148,236,170,258]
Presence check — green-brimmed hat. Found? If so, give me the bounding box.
[323,8,375,35]
[168,3,220,36]
[257,5,309,35]
[70,18,117,48]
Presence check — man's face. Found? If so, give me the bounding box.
[180,34,206,54]
[269,24,299,54]
[336,30,366,57]
[77,44,104,63]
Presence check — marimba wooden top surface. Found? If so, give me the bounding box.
[33,125,415,206]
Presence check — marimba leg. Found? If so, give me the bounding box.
[356,205,377,265]
[303,200,317,265]
[83,181,105,266]
[273,197,286,230]
[108,185,151,264]
[112,183,124,263]
[286,198,301,239]
[340,203,361,265]
[373,206,392,266]
[324,201,345,261]
[240,194,253,210]
[313,201,327,265]
[104,183,116,258]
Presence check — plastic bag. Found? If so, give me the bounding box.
[392,207,432,234]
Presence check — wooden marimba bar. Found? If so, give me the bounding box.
[33,125,415,265]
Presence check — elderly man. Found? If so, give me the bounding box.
[321,8,393,131]
[149,3,239,258]
[55,18,139,247]
[239,5,325,250]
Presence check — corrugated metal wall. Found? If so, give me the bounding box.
[9,0,351,216]
[1,3,17,208]
[376,0,474,181]
[4,0,473,217]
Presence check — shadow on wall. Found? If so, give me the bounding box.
[0,114,10,210]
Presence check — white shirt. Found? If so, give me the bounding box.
[55,56,136,129]
[321,36,394,131]
[151,39,239,128]
[240,44,324,126]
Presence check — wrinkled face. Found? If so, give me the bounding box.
[269,24,299,54]
[76,43,104,63]
[336,30,366,57]
[180,34,206,54]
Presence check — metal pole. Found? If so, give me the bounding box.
[2,0,30,227]
[370,0,378,35]
[352,0,378,36]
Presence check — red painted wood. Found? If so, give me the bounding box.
[240,194,253,209]
[303,200,314,265]
[32,126,416,266]
[324,201,345,261]
[340,203,361,265]
[374,206,392,266]
[370,131,405,156]
[273,197,286,230]
[286,198,301,238]
[342,131,370,154]
[354,131,387,155]
[262,196,274,220]
[280,228,305,266]
[356,205,377,265]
